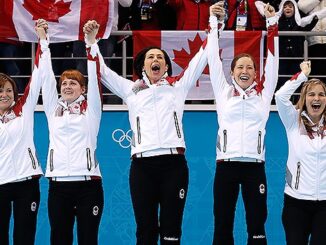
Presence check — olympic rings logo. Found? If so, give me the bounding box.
[112,129,132,148]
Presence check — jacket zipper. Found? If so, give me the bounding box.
[295,162,301,190]
[86,148,92,171]
[28,148,37,169]
[50,149,54,172]
[174,111,182,138]
[223,129,227,153]
[136,116,141,144]
[257,131,262,154]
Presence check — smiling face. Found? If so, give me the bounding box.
[59,70,86,104]
[0,81,15,115]
[60,78,86,104]
[283,1,295,18]
[231,56,257,90]
[305,84,326,124]
[143,48,169,84]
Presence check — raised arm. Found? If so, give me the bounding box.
[175,2,226,98]
[260,3,279,104]
[275,61,311,129]
[16,30,44,116]
[207,2,229,110]
[83,21,133,101]
[83,21,102,120]
[37,19,59,118]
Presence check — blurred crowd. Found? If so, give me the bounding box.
[0,0,325,104]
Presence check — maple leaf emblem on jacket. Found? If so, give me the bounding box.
[23,0,72,22]
[172,33,209,74]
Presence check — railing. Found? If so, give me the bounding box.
[1,31,325,111]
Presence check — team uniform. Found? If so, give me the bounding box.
[0,45,43,245]
[40,39,104,245]
[207,15,279,244]
[89,20,219,244]
[275,72,326,244]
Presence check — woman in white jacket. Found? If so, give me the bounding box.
[208,4,279,244]
[83,4,225,244]
[0,32,44,244]
[37,20,104,245]
[275,61,326,244]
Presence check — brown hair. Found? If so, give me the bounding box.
[59,69,86,90]
[133,46,172,79]
[0,73,18,102]
[296,78,326,130]
[230,53,257,72]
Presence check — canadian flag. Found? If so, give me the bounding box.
[0,0,114,43]
[133,31,264,100]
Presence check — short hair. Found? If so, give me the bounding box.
[0,73,18,102]
[133,46,172,79]
[59,69,86,90]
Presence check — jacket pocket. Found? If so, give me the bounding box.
[86,148,92,171]
[257,131,262,154]
[49,149,54,172]
[28,148,37,169]
[136,116,141,144]
[295,162,301,190]
[223,130,227,153]
[174,111,182,138]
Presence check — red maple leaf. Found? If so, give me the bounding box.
[23,0,72,22]
[173,33,209,75]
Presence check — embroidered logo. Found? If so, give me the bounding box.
[31,202,37,212]
[179,189,185,199]
[259,184,265,194]
[93,206,99,216]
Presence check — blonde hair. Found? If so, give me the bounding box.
[296,78,326,131]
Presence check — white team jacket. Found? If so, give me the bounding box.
[208,16,279,161]
[40,41,102,178]
[92,23,220,156]
[275,72,326,200]
[0,44,43,185]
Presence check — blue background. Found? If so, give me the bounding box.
[13,111,288,244]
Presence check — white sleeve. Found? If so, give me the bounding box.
[19,43,43,115]
[90,43,133,100]
[40,39,58,118]
[207,16,229,111]
[261,17,279,105]
[275,72,308,129]
[86,43,102,121]
[298,0,320,14]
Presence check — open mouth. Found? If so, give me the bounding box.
[0,98,10,102]
[151,64,160,72]
[239,75,249,81]
[312,103,321,111]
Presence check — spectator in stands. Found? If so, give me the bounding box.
[129,0,176,30]
[167,0,210,30]
[225,0,266,30]
[38,19,104,245]
[275,61,326,244]
[83,3,225,244]
[208,3,278,244]
[277,0,318,89]
[298,0,326,77]
[0,30,44,244]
